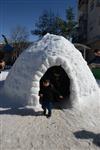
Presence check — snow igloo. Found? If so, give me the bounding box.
[4,33,100,109]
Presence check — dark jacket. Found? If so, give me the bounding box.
[89,56,100,64]
[39,85,60,103]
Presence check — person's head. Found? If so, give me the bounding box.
[43,79,50,87]
[94,49,100,56]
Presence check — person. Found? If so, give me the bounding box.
[39,79,63,118]
[89,49,100,65]
[0,60,5,72]
[88,49,100,85]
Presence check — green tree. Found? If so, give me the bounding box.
[31,10,67,38]
[31,8,77,41]
[54,16,67,37]
[66,7,77,41]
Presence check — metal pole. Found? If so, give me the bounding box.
[84,47,86,60]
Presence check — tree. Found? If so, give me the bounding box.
[66,7,77,42]
[54,16,67,37]
[11,26,29,43]
[10,26,29,54]
[31,8,77,41]
[31,10,67,38]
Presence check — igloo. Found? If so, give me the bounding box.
[4,33,100,109]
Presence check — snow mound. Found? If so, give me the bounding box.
[3,33,100,109]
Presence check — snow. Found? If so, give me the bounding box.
[0,108,100,150]
[2,33,100,109]
[0,63,100,150]
[0,70,9,82]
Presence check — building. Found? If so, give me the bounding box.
[78,0,100,49]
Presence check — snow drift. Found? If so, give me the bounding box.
[3,33,100,109]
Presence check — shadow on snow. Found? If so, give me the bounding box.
[74,130,100,147]
[0,107,44,116]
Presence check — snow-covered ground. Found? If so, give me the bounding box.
[0,70,100,150]
[0,70,9,88]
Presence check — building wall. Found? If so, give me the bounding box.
[87,0,100,45]
[78,0,88,43]
[78,0,100,49]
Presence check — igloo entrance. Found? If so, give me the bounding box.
[40,66,71,108]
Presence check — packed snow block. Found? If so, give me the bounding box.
[4,33,100,109]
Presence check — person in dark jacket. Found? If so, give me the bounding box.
[39,79,63,118]
[89,49,100,64]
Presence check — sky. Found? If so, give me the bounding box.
[0,0,77,42]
